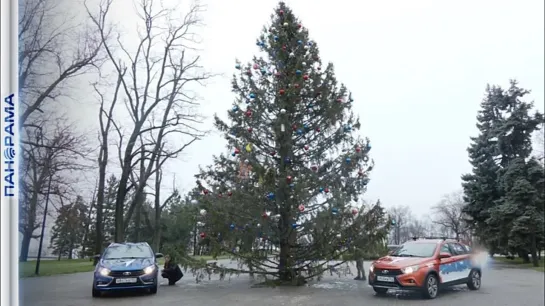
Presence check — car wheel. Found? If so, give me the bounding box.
[373,287,388,295]
[421,274,439,299]
[467,269,481,290]
[92,288,101,298]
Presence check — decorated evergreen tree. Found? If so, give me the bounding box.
[193,2,389,284]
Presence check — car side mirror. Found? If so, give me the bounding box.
[439,252,451,259]
[155,253,163,259]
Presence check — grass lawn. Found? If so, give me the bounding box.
[493,256,545,272]
[20,259,95,278]
[20,255,232,278]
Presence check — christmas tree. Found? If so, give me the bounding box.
[193,2,389,284]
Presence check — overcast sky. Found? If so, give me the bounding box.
[68,0,544,220]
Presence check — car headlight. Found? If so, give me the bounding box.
[369,264,374,273]
[401,265,419,274]
[143,265,155,275]
[98,267,110,276]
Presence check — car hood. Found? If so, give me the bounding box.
[100,257,154,271]
[373,256,430,268]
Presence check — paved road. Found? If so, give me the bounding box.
[20,260,544,306]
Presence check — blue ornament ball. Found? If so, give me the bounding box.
[284,157,291,164]
[296,129,303,135]
[319,187,324,192]
[229,223,235,230]
[291,223,298,229]
[297,40,303,45]
[332,207,338,214]
[235,64,241,69]
[295,70,302,75]
[345,157,351,163]
[274,35,279,41]
[249,93,255,99]
[232,105,239,112]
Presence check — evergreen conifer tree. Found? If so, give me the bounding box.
[193,2,389,284]
[462,81,544,260]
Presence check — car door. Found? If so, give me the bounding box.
[448,242,472,281]
[438,243,457,283]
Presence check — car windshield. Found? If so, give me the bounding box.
[390,242,437,258]
[103,244,153,259]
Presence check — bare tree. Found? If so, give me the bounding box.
[19,0,104,126]
[86,0,211,242]
[19,117,89,261]
[407,218,427,238]
[388,205,413,244]
[431,190,468,240]
[91,71,125,255]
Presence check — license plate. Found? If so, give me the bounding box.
[115,278,137,284]
[376,276,395,282]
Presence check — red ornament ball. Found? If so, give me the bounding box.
[279,10,284,15]
[279,89,285,95]
[324,188,330,193]
[248,127,253,132]
[286,175,292,183]
[199,232,206,238]
[275,72,281,78]
[228,191,233,196]
[298,204,305,212]
[303,75,309,80]
[234,148,240,154]
[245,109,252,117]
[271,151,276,156]
[356,146,361,153]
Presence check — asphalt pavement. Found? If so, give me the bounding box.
[20,260,545,306]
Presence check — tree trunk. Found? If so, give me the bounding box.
[95,159,107,253]
[519,250,530,263]
[57,252,61,261]
[134,199,142,242]
[530,233,539,267]
[153,166,162,252]
[114,130,140,242]
[19,231,33,262]
[193,220,197,256]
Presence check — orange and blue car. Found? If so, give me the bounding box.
[368,237,482,299]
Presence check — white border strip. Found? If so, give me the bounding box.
[1,0,19,305]
[0,0,11,303]
[10,0,19,304]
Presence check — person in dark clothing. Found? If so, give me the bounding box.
[161,254,183,285]
[353,245,366,281]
